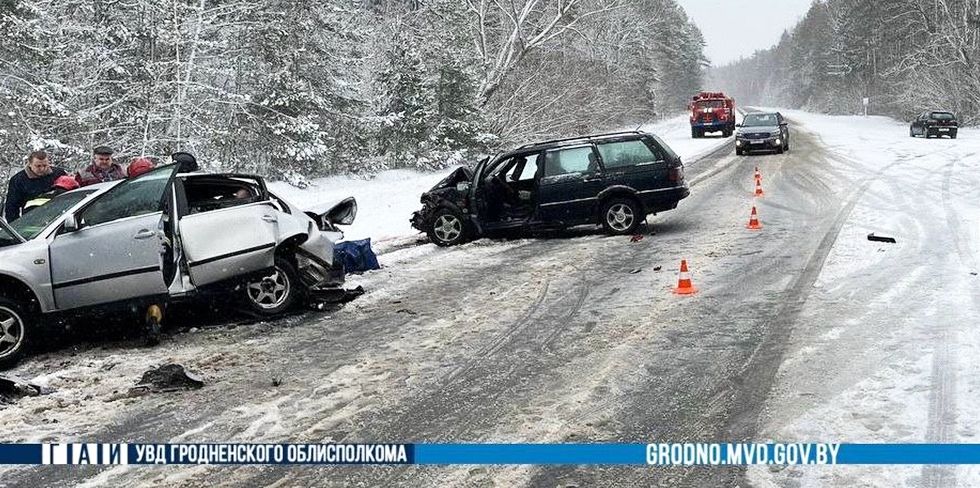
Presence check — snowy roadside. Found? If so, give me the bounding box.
[267,114,734,249]
[747,111,980,487]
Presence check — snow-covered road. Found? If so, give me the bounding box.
[747,112,980,487]
[1,111,978,487]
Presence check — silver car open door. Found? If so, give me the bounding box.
[48,164,180,310]
[176,175,278,287]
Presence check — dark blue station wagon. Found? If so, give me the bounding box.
[412,131,690,246]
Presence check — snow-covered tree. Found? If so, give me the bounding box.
[0,0,710,186]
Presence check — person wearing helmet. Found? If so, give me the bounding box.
[127,157,155,178]
[76,145,126,187]
[21,175,81,214]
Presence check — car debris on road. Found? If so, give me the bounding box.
[0,374,46,404]
[134,364,204,393]
[867,233,897,243]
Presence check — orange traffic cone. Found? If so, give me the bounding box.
[746,206,762,230]
[754,166,762,183]
[754,176,764,197]
[673,259,698,295]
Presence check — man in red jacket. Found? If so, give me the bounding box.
[76,146,126,186]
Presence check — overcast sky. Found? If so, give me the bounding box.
[676,0,815,66]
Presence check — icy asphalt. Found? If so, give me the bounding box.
[2,113,980,487]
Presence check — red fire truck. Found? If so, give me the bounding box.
[689,92,736,138]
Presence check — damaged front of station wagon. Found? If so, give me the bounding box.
[412,130,690,246]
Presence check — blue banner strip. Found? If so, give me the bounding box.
[13,443,980,465]
[415,444,646,464]
[840,444,980,464]
[0,444,41,464]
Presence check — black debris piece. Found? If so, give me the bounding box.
[134,364,204,393]
[629,268,642,274]
[0,375,43,404]
[653,266,662,271]
[867,233,897,243]
[310,286,366,306]
[629,234,644,243]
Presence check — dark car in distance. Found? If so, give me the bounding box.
[411,131,690,246]
[735,112,790,155]
[910,111,958,139]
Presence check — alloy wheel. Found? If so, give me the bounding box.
[606,203,635,232]
[0,306,25,360]
[434,215,462,243]
[246,269,291,310]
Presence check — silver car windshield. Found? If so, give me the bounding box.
[9,190,96,240]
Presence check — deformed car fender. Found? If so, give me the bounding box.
[297,227,334,266]
[0,242,55,312]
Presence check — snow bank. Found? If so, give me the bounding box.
[268,168,455,243]
[269,114,731,244]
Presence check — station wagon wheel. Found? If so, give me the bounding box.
[427,208,469,247]
[243,256,304,316]
[0,299,30,368]
[600,198,642,236]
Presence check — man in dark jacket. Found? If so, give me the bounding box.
[76,146,126,187]
[3,150,68,222]
[22,175,80,214]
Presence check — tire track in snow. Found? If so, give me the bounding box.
[439,278,551,386]
[919,158,979,488]
[727,134,927,485]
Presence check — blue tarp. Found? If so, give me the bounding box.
[333,238,380,274]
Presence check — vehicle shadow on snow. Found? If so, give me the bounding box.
[476,219,693,244]
[28,300,342,363]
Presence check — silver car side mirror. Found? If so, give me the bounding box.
[63,214,79,232]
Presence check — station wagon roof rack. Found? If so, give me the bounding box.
[516,130,646,150]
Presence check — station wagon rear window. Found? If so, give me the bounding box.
[597,139,660,169]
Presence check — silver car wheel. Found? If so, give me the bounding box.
[0,306,25,360]
[246,269,290,310]
[606,203,635,232]
[434,215,462,243]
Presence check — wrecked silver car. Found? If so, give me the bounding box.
[0,163,356,367]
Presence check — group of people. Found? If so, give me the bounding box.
[3,146,156,222]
